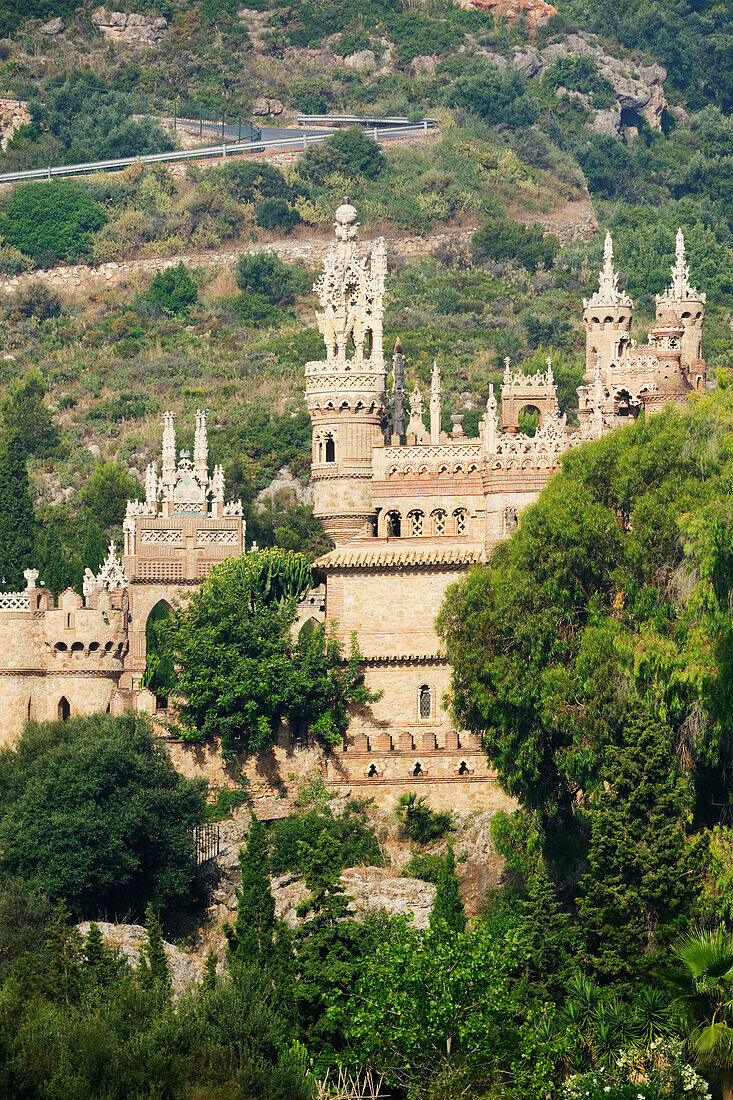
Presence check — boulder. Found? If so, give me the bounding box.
[409,55,438,76]
[77,921,202,995]
[40,17,65,34]
[343,49,376,72]
[252,97,285,116]
[592,105,623,139]
[512,48,542,78]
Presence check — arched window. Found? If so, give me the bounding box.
[431,509,447,535]
[458,760,469,775]
[143,601,174,709]
[317,437,323,463]
[419,684,431,720]
[325,436,335,463]
[453,509,468,536]
[517,405,540,437]
[364,328,373,359]
[58,697,70,722]
[407,510,424,537]
[386,511,401,537]
[27,698,32,721]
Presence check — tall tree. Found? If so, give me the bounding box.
[578,707,702,981]
[0,432,35,589]
[139,902,171,999]
[81,518,106,575]
[430,846,466,933]
[0,371,60,458]
[43,522,68,599]
[225,814,276,965]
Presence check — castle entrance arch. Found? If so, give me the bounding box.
[142,600,174,709]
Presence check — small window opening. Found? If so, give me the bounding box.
[367,763,378,777]
[325,437,335,463]
[419,684,431,719]
[386,511,401,537]
[454,509,468,536]
[458,760,469,775]
[413,761,423,776]
[58,697,70,722]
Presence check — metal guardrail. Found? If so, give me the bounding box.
[297,114,437,128]
[0,123,435,185]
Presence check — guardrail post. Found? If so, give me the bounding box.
[423,118,428,133]
[47,166,51,180]
[303,133,307,149]
[373,126,378,141]
[200,108,202,138]
[222,142,227,158]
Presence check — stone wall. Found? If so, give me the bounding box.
[0,98,31,152]
[0,227,477,298]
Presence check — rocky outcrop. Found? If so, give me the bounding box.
[272,867,437,930]
[40,17,65,35]
[77,921,202,995]
[343,49,377,72]
[460,0,558,28]
[0,98,31,152]
[410,55,438,76]
[255,466,313,507]
[92,8,168,47]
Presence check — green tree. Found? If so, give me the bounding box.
[82,518,106,575]
[0,371,60,458]
[578,709,702,981]
[80,461,143,531]
[225,814,276,965]
[0,180,107,264]
[234,252,311,327]
[299,127,385,185]
[139,903,172,999]
[146,262,198,315]
[0,713,206,921]
[430,846,466,933]
[43,522,68,599]
[669,927,733,1100]
[0,432,35,590]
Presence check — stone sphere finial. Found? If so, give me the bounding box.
[334,196,358,241]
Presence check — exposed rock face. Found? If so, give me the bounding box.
[77,921,202,995]
[410,55,438,76]
[592,106,623,139]
[0,98,31,152]
[252,97,285,116]
[460,0,558,28]
[273,867,437,930]
[255,465,313,507]
[343,49,377,72]
[92,8,168,47]
[40,17,65,34]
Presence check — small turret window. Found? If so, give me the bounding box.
[386,511,401,537]
[325,437,335,463]
[413,761,424,776]
[58,697,70,722]
[431,509,447,535]
[408,510,424,537]
[454,509,468,535]
[419,684,431,719]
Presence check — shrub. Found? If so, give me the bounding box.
[79,460,144,529]
[4,282,61,321]
[401,850,446,883]
[395,793,452,844]
[206,786,251,822]
[0,181,108,264]
[146,262,198,315]
[472,217,559,271]
[204,160,294,203]
[0,243,31,276]
[0,713,206,921]
[269,805,384,875]
[234,251,312,325]
[299,127,385,185]
[256,198,301,233]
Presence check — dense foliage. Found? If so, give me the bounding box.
[0,713,206,920]
[0,181,108,265]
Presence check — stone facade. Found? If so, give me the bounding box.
[300,202,707,808]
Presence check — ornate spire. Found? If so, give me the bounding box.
[583,231,632,309]
[194,409,208,478]
[657,228,705,305]
[144,461,158,505]
[480,383,498,454]
[211,464,225,503]
[161,411,176,483]
[545,355,554,387]
[407,383,427,442]
[429,361,442,444]
[83,540,128,600]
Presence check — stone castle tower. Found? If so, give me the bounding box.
[582,231,633,379]
[305,199,388,545]
[655,227,706,374]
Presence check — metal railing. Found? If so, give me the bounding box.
[0,123,435,185]
[194,823,220,867]
[296,113,436,128]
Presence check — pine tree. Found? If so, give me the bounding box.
[430,846,466,933]
[225,814,276,965]
[519,855,576,998]
[139,902,172,998]
[201,948,218,993]
[82,518,106,575]
[0,432,35,589]
[43,522,68,598]
[44,900,83,1006]
[578,707,700,982]
[83,920,121,990]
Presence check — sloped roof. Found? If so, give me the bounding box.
[314,544,484,570]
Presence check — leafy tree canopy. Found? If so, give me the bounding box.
[146,261,198,315]
[79,461,143,531]
[0,181,108,265]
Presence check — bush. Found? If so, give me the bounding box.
[79,461,144,530]
[299,127,385,185]
[395,793,452,844]
[256,198,301,233]
[0,181,107,264]
[0,243,31,276]
[4,282,61,321]
[401,850,446,883]
[204,159,294,203]
[234,251,312,326]
[0,713,206,920]
[269,805,384,875]
[473,217,559,271]
[146,262,198,315]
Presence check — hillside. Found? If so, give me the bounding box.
[0,0,731,580]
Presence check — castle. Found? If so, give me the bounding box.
[0,207,707,808]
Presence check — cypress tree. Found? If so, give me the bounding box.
[0,432,35,589]
[578,707,700,982]
[139,902,172,998]
[201,948,218,992]
[43,522,68,599]
[519,855,576,998]
[225,813,276,964]
[82,518,106,575]
[430,845,466,933]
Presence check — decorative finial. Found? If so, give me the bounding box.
[583,230,632,309]
[394,336,402,355]
[334,197,358,242]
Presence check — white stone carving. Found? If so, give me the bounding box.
[583,232,633,310]
[656,228,705,306]
[196,530,239,545]
[140,529,184,545]
[83,541,128,600]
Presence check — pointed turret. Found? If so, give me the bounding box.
[392,337,406,441]
[429,361,442,444]
[194,409,209,482]
[655,228,706,370]
[582,232,633,383]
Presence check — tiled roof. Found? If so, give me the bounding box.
[315,544,485,569]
